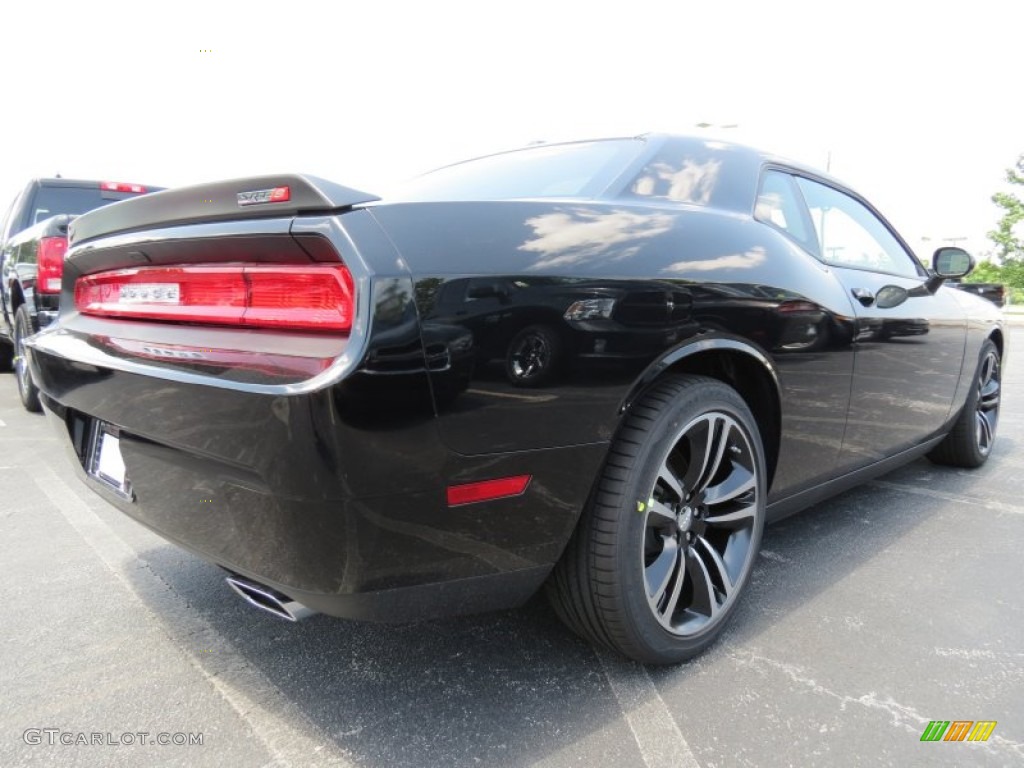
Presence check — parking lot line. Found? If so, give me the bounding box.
[597,653,700,768]
[868,479,1024,515]
[29,461,355,768]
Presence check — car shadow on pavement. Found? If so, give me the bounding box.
[125,446,1010,767]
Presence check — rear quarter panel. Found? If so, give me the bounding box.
[368,200,859,502]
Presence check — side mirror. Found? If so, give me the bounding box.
[932,247,974,279]
[875,285,908,309]
[916,247,974,295]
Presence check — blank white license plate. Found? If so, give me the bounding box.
[89,425,132,497]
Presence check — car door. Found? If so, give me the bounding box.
[792,176,967,468]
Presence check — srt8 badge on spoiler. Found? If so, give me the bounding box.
[236,186,290,206]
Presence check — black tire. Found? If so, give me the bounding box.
[0,340,12,373]
[547,374,766,664]
[14,305,42,413]
[927,339,1000,468]
[505,324,562,387]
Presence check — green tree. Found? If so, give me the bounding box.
[987,154,1024,261]
[971,155,1024,303]
[968,260,1002,283]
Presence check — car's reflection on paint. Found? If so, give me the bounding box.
[686,283,852,353]
[422,276,698,388]
[419,277,858,395]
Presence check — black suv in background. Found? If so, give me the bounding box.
[0,178,160,410]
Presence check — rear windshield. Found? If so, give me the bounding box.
[393,139,644,202]
[29,186,143,228]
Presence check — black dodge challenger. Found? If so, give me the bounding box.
[28,135,1003,664]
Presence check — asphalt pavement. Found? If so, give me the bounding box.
[1,329,1022,768]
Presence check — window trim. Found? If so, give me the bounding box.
[781,168,928,280]
[599,135,669,199]
[754,168,822,259]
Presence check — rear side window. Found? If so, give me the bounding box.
[754,170,817,255]
[394,139,643,201]
[620,138,757,212]
[29,186,139,228]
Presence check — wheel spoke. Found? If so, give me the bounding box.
[646,536,680,604]
[980,355,995,387]
[693,417,730,495]
[681,416,715,491]
[696,535,733,598]
[662,553,687,621]
[648,498,677,522]
[977,410,994,451]
[658,465,685,502]
[979,379,1000,410]
[686,545,720,619]
[703,502,757,526]
[703,465,755,506]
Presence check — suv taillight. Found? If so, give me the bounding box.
[100,181,147,193]
[74,264,355,332]
[37,236,68,294]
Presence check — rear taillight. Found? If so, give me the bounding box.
[74,265,355,332]
[100,181,147,193]
[37,236,68,294]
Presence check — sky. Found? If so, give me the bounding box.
[1,0,1020,259]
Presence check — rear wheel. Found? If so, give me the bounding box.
[928,339,1000,468]
[14,305,41,413]
[547,374,766,664]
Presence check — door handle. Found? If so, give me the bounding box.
[851,287,875,307]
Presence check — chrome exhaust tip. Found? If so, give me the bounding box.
[225,575,316,622]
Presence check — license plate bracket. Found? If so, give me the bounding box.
[88,423,133,498]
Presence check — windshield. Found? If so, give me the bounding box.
[392,138,644,202]
[29,186,143,228]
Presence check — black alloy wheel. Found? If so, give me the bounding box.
[974,347,1001,456]
[642,410,760,638]
[928,338,1000,468]
[505,325,561,387]
[547,374,766,664]
[14,305,42,412]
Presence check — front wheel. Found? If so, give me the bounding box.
[547,374,766,664]
[14,305,42,413]
[928,338,1000,468]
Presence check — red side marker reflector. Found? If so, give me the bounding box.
[447,475,532,507]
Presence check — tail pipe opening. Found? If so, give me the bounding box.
[225,575,316,622]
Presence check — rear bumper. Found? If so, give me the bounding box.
[32,341,603,621]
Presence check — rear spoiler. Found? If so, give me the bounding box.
[69,174,380,246]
